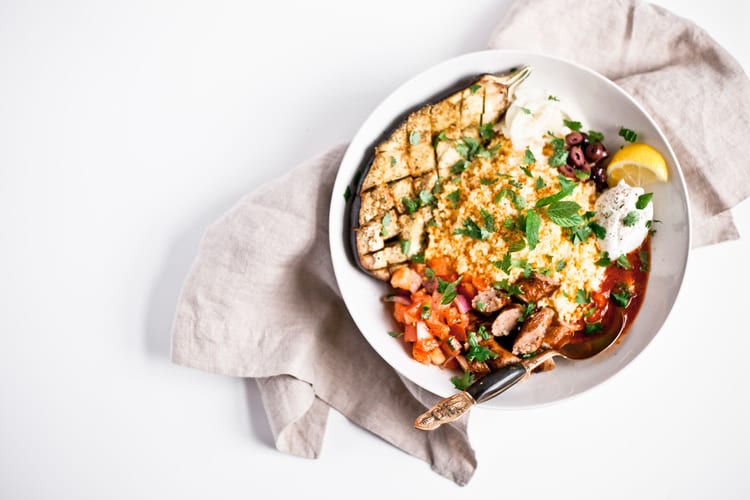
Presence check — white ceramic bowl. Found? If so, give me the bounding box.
[329,50,691,409]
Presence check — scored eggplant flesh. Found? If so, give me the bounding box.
[351,66,532,281]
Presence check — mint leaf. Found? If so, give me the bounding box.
[525,209,541,251]
[546,200,584,227]
[535,177,576,207]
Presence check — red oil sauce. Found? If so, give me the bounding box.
[570,237,651,344]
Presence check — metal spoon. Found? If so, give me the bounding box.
[414,311,626,431]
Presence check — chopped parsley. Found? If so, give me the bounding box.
[519,302,536,322]
[447,189,461,208]
[344,186,352,201]
[611,283,631,307]
[619,127,638,142]
[638,249,649,272]
[388,331,403,338]
[402,197,419,214]
[466,330,498,363]
[475,300,485,311]
[380,213,391,237]
[555,259,566,272]
[400,239,411,255]
[492,253,512,274]
[595,251,612,267]
[433,131,447,148]
[585,322,603,335]
[575,288,591,304]
[456,136,499,161]
[587,130,604,143]
[508,239,527,253]
[451,159,469,175]
[493,278,522,295]
[478,325,490,340]
[548,134,569,167]
[494,187,526,210]
[451,370,475,391]
[437,276,463,305]
[480,177,498,185]
[479,122,495,141]
[520,107,532,115]
[411,253,425,264]
[424,267,435,280]
[616,254,632,270]
[523,148,536,166]
[563,119,582,131]
[391,156,397,166]
[623,211,640,227]
[636,192,653,209]
[418,189,436,206]
[547,95,560,101]
[535,176,546,190]
[575,170,591,181]
[420,302,431,319]
[470,84,482,94]
[409,130,421,145]
[454,213,493,240]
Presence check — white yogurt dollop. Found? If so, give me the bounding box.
[594,180,653,257]
[501,89,583,154]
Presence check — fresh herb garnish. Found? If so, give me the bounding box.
[388,331,403,338]
[585,322,603,334]
[519,301,536,322]
[454,218,489,240]
[479,122,495,141]
[475,300,485,311]
[451,160,469,175]
[420,302,431,319]
[623,211,639,227]
[636,192,653,209]
[575,288,591,304]
[451,370,475,391]
[535,176,546,190]
[556,259,566,272]
[418,189,436,206]
[493,278,522,295]
[508,239,526,253]
[523,148,536,166]
[470,84,482,94]
[638,249,649,272]
[380,213,391,237]
[411,253,425,264]
[563,119,582,131]
[438,276,463,305]
[447,189,461,208]
[587,130,604,143]
[546,200,584,227]
[492,253,512,274]
[616,254,632,270]
[402,196,419,214]
[575,170,591,181]
[466,330,498,363]
[494,187,526,210]
[619,127,638,142]
[390,156,397,166]
[478,325,490,340]
[520,107,532,115]
[548,95,560,101]
[612,283,631,307]
[399,239,411,255]
[425,267,435,280]
[536,176,577,207]
[548,134,569,167]
[409,130,421,145]
[525,209,541,251]
[480,177,498,185]
[433,131,447,148]
[344,186,352,201]
[520,165,533,177]
[595,251,612,267]
[480,208,496,233]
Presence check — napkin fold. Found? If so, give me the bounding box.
[171,0,750,486]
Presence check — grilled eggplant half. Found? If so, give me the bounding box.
[350,66,532,281]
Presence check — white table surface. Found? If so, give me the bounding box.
[2,1,749,498]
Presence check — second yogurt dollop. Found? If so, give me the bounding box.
[594,180,653,258]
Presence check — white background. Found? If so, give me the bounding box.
[1,1,749,498]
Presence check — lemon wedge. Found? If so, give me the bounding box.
[606,143,669,187]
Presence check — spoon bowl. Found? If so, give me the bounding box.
[414,311,626,431]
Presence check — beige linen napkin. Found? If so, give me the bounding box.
[171,0,750,486]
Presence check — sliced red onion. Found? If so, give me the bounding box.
[454,294,471,314]
[384,295,411,305]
